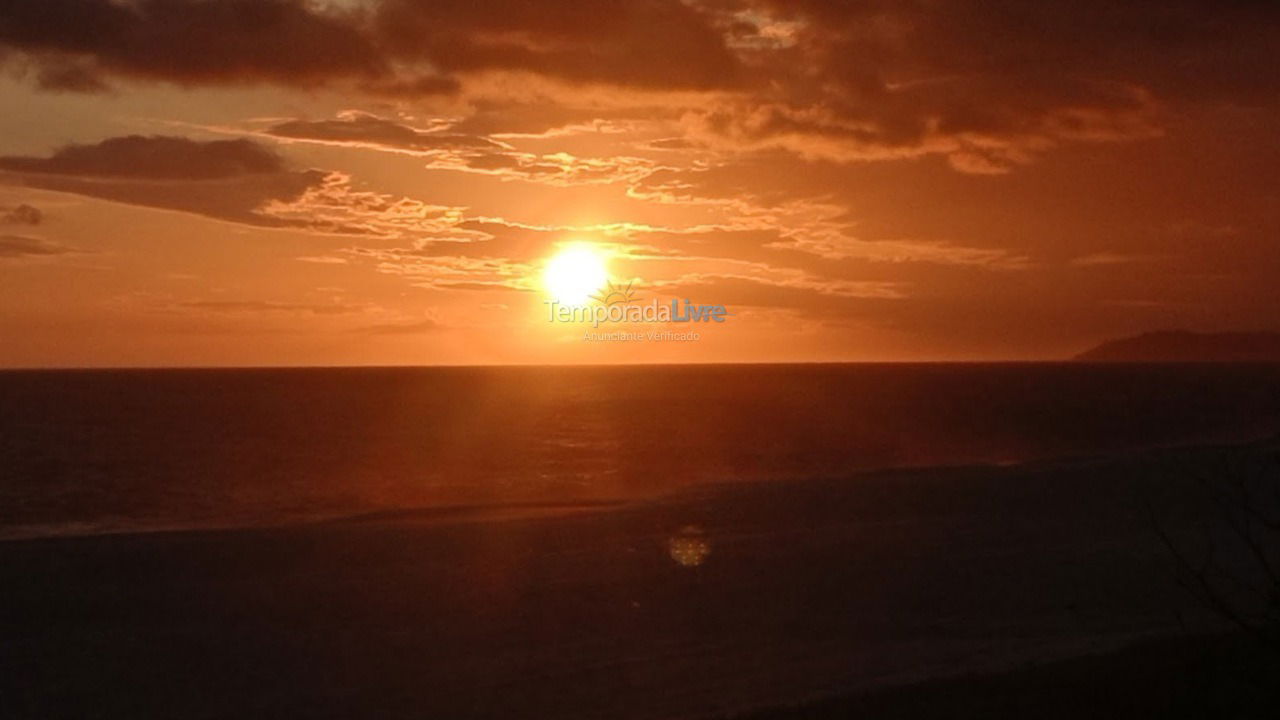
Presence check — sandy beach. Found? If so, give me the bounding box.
[5,439,1272,719]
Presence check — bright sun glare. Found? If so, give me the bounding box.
[543,245,608,306]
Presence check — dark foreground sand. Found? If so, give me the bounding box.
[735,631,1280,719]
[2,441,1277,719]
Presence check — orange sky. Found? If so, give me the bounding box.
[1,0,1277,366]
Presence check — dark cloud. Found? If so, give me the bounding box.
[266,114,505,152]
[0,204,42,225]
[0,135,327,226]
[1,1,1276,172]
[374,0,740,90]
[0,0,384,89]
[747,0,1280,105]
[0,135,486,240]
[0,234,71,258]
[682,0,1280,169]
[29,55,109,92]
[0,169,327,227]
[0,0,737,93]
[0,135,284,179]
[357,73,460,98]
[1,1,1274,109]
[644,138,702,151]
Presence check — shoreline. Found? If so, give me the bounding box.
[5,433,1277,544]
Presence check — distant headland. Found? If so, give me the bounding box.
[1075,331,1280,362]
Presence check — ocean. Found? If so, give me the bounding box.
[3,363,1280,539]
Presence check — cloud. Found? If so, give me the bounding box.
[0,234,72,258]
[0,135,285,179]
[0,135,459,234]
[0,0,385,90]
[644,138,702,151]
[356,315,446,334]
[3,1,1274,173]
[0,169,327,228]
[0,0,738,93]
[627,166,1032,269]
[0,135,325,227]
[358,73,460,98]
[319,198,1023,319]
[257,171,473,238]
[436,150,656,187]
[445,101,662,137]
[675,0,1280,170]
[678,76,1159,172]
[26,55,110,92]
[264,113,506,153]
[258,111,655,187]
[373,0,741,90]
[1,203,42,225]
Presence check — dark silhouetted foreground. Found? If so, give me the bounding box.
[4,439,1280,719]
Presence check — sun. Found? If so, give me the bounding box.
[543,245,609,306]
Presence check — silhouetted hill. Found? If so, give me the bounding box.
[1076,331,1280,362]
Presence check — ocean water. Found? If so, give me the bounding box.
[2,363,1280,538]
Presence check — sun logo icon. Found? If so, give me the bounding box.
[592,279,638,306]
